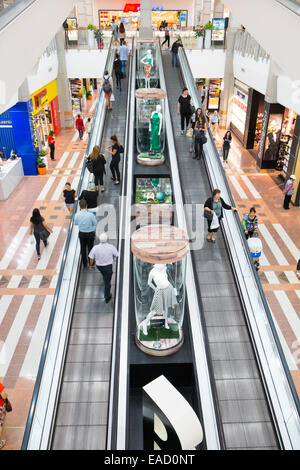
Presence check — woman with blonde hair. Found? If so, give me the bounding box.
[85,145,106,192]
[105,134,121,185]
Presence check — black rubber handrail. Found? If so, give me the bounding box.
[179,46,300,419]
[21,38,114,450]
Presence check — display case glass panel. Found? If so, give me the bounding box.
[137,42,158,88]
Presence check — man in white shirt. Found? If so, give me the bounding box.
[89,233,119,303]
[118,41,130,77]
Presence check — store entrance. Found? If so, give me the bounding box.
[35,106,53,148]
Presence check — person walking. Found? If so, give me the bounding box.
[102,70,114,110]
[86,145,106,192]
[193,111,207,160]
[75,114,85,140]
[63,182,76,215]
[48,131,56,161]
[201,85,207,105]
[283,174,296,209]
[171,38,183,67]
[222,130,232,163]
[89,233,119,303]
[74,199,97,268]
[296,259,300,280]
[161,24,170,48]
[113,52,123,91]
[177,87,192,135]
[29,208,53,260]
[105,134,121,185]
[204,189,237,243]
[111,18,118,44]
[78,181,98,214]
[210,110,220,139]
[241,207,258,239]
[119,21,126,46]
[0,380,8,449]
[85,117,92,138]
[118,41,130,77]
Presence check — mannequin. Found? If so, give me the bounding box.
[149,104,162,153]
[142,264,178,336]
[141,49,153,88]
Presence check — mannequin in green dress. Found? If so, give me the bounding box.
[149,105,162,153]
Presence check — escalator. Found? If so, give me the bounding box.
[160,45,300,449]
[21,42,133,450]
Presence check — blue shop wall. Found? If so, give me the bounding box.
[7,101,38,175]
[0,110,15,160]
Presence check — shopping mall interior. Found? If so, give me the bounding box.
[0,0,300,453]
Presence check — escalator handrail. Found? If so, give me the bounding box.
[179,47,300,438]
[21,38,114,450]
[106,38,134,450]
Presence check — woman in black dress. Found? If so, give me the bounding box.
[222,130,232,163]
[105,134,121,185]
[29,208,53,260]
[87,145,106,192]
[193,111,207,160]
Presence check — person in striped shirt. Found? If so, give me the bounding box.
[241,207,258,239]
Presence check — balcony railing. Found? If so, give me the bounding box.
[234,30,269,62]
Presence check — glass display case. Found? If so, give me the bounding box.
[131,225,189,356]
[135,177,173,227]
[136,39,159,88]
[135,88,166,166]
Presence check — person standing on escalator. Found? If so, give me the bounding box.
[171,38,183,67]
[113,52,123,91]
[193,112,207,160]
[177,87,192,135]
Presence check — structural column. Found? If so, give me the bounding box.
[213,0,224,19]
[200,0,212,27]
[55,28,74,130]
[76,0,95,28]
[139,0,153,39]
[218,15,239,130]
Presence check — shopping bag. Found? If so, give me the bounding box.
[110,93,115,102]
[186,127,193,138]
[210,213,220,230]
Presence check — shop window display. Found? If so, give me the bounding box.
[135,88,166,165]
[137,41,159,89]
[131,225,189,356]
[278,109,297,174]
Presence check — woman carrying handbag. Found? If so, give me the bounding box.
[29,208,53,260]
[193,112,207,160]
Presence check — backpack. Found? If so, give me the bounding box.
[119,144,124,153]
[103,77,112,94]
[86,157,94,173]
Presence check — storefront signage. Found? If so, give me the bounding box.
[30,79,58,115]
[27,99,39,153]
[0,119,12,128]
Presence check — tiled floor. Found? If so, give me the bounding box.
[0,91,99,450]
[214,131,300,397]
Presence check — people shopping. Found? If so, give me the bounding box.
[48,131,56,161]
[113,52,123,91]
[78,181,98,214]
[118,41,130,77]
[89,233,119,303]
[193,111,207,160]
[161,24,170,48]
[105,134,121,185]
[75,114,85,140]
[63,182,76,215]
[85,145,106,192]
[241,207,258,239]
[283,174,296,209]
[222,130,232,162]
[74,199,97,268]
[204,189,237,243]
[210,111,220,139]
[102,70,114,110]
[29,208,53,260]
[171,38,183,67]
[177,88,192,135]
[119,21,126,46]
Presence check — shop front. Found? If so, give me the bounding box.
[99,6,188,31]
[30,79,61,148]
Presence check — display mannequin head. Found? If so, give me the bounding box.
[147,49,152,56]
[156,104,162,113]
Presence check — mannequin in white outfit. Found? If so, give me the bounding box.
[142,264,178,336]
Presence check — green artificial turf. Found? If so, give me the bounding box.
[139,323,179,341]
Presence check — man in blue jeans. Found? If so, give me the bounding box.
[118,41,130,77]
[89,233,119,303]
[171,38,183,67]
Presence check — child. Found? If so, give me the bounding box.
[63,182,76,215]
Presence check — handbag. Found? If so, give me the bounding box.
[190,104,196,114]
[110,93,115,102]
[40,228,50,242]
[204,209,213,221]
[5,398,12,413]
[186,127,194,138]
[86,157,94,173]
